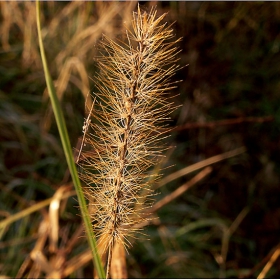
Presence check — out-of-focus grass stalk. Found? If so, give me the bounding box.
[0,191,76,239]
[35,1,105,278]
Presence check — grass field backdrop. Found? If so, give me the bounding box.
[1,1,280,278]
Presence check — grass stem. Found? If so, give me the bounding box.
[35,1,105,278]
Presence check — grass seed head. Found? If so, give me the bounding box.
[78,5,181,257]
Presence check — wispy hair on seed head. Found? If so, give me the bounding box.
[78,4,181,274]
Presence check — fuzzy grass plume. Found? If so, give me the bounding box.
[78,5,181,274]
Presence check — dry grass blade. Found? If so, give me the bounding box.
[135,167,213,230]
[151,166,212,213]
[49,186,71,253]
[110,240,127,279]
[157,146,246,188]
[219,207,250,278]
[257,244,280,279]
[63,249,92,278]
[240,242,280,278]
[175,116,274,130]
[30,218,51,277]
[55,2,122,68]
[0,188,75,239]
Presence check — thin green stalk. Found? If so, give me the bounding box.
[35,1,105,278]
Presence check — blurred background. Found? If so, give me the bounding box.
[1,1,280,278]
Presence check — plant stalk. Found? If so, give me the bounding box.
[35,1,105,278]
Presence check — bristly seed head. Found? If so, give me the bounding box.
[78,5,181,257]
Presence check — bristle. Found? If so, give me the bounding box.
[78,5,180,265]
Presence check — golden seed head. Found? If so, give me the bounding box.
[78,5,181,256]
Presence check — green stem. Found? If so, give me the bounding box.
[35,1,105,278]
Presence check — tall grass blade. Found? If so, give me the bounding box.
[35,1,105,278]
